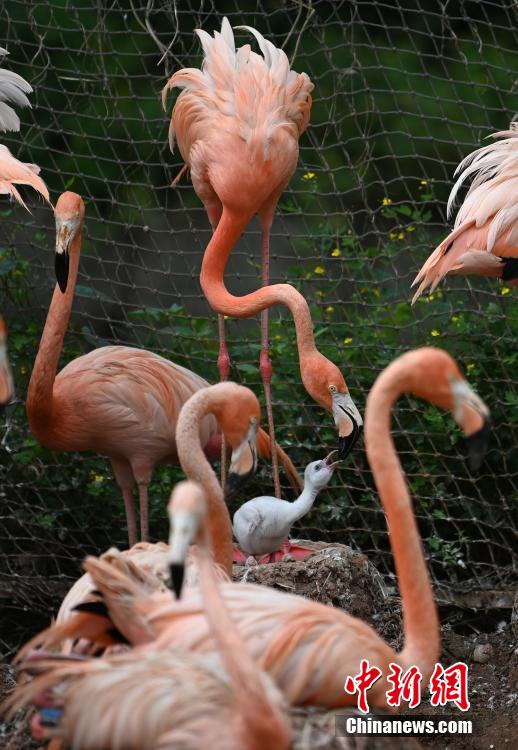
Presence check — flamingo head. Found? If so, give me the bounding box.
[302,354,363,460]
[397,347,491,470]
[54,191,85,293]
[167,480,207,598]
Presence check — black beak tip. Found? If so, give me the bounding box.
[337,421,362,460]
[54,251,70,294]
[169,563,185,599]
[467,417,492,471]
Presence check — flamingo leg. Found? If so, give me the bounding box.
[217,313,230,491]
[137,482,150,542]
[110,458,138,548]
[260,229,281,498]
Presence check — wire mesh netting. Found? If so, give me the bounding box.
[0,0,516,656]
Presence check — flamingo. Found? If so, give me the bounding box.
[0,316,14,410]
[412,123,518,302]
[27,191,301,549]
[7,482,292,750]
[22,348,491,710]
[232,451,341,564]
[163,18,363,504]
[1,48,50,406]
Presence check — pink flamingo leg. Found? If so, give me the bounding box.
[111,458,138,548]
[260,229,281,499]
[217,313,230,491]
[137,481,150,543]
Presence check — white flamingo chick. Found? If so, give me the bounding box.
[233,451,340,563]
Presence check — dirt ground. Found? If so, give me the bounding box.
[1,543,516,749]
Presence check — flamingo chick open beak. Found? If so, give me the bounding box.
[323,449,342,470]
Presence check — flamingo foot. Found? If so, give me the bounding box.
[245,556,258,566]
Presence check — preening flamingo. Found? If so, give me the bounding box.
[232,451,340,564]
[0,50,49,410]
[27,191,301,548]
[0,48,50,207]
[22,349,490,710]
[163,18,362,501]
[412,124,518,302]
[8,482,291,750]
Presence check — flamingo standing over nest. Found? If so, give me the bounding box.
[20,349,490,710]
[27,191,300,549]
[7,481,292,750]
[412,123,518,302]
[163,18,363,511]
[0,47,50,410]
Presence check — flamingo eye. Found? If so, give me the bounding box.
[315,463,322,471]
[328,384,337,394]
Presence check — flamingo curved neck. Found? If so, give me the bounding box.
[365,364,440,680]
[200,208,320,359]
[176,391,233,574]
[195,545,289,749]
[27,231,81,436]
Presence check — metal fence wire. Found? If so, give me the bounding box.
[0,0,516,655]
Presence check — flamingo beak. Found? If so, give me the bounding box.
[227,417,258,497]
[323,450,342,470]
[167,511,198,598]
[450,378,491,471]
[54,218,76,293]
[332,392,363,460]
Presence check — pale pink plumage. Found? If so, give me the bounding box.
[0,49,50,207]
[20,350,489,712]
[412,124,518,302]
[163,18,314,498]
[9,483,291,750]
[0,315,14,408]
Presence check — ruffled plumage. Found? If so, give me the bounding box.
[162,17,313,166]
[0,47,32,133]
[412,123,518,302]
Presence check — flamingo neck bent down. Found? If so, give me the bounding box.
[365,353,440,680]
[27,230,81,438]
[195,541,290,750]
[176,390,234,574]
[200,208,338,400]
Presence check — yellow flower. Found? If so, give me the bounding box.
[325,306,335,313]
[382,197,392,206]
[427,294,435,302]
[94,474,104,482]
[501,286,510,295]
[20,365,26,374]
[373,287,381,298]
[224,315,229,319]
[303,171,316,181]
[398,232,405,240]
[389,232,398,240]
[331,247,341,257]
[343,337,353,345]
[451,315,459,323]
[406,225,415,232]
[420,180,428,185]
[466,363,475,372]
[274,335,282,341]
[431,329,440,337]
[436,289,443,298]
[314,266,325,275]
[316,290,324,297]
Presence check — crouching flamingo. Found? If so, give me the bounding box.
[27,192,301,548]
[412,123,518,302]
[19,349,490,710]
[163,18,362,503]
[6,482,292,750]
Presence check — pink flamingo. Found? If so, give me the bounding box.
[27,191,300,549]
[0,316,14,410]
[163,19,362,504]
[0,49,50,410]
[8,482,292,750]
[22,349,490,710]
[412,124,518,302]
